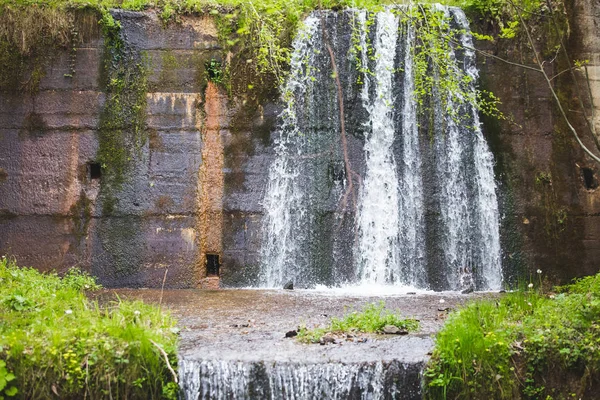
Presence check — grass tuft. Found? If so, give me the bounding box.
[0,257,178,400]
[425,273,600,399]
[297,302,419,343]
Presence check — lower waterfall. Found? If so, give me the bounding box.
[179,359,423,400]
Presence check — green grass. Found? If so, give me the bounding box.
[0,257,179,400]
[425,274,600,399]
[297,302,419,343]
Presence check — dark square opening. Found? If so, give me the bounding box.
[582,167,598,190]
[206,254,220,277]
[89,162,102,180]
[328,160,346,183]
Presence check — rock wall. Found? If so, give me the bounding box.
[0,4,599,288]
[478,0,600,284]
[0,11,226,287]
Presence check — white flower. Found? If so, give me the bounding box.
[134,310,141,316]
[528,283,534,288]
[527,302,532,307]
[536,269,542,274]
[65,309,73,315]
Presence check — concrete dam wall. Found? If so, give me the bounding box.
[1,3,599,288]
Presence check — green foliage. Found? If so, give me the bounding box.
[0,0,558,111]
[297,302,419,343]
[205,58,224,83]
[0,360,17,399]
[406,5,503,126]
[450,0,543,21]
[0,257,179,399]
[425,273,600,399]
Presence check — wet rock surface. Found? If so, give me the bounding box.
[96,288,497,364]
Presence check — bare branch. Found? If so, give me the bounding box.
[320,15,358,213]
[549,66,583,81]
[149,339,178,384]
[508,0,600,163]
[544,0,599,148]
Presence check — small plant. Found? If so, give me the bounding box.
[205,59,224,84]
[0,359,17,398]
[297,302,419,343]
[535,171,552,186]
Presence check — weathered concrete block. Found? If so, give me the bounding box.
[90,215,198,288]
[40,48,104,91]
[146,49,221,93]
[113,10,220,51]
[0,216,84,272]
[0,129,97,215]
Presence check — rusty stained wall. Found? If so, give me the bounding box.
[197,82,225,289]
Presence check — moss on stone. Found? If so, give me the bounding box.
[157,49,178,89]
[97,12,149,215]
[19,112,48,139]
[0,5,77,93]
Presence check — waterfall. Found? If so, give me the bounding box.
[397,21,426,288]
[259,7,502,291]
[434,5,473,290]
[355,11,402,284]
[260,17,322,288]
[179,359,423,400]
[455,10,503,289]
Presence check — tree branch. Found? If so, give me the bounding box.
[149,339,178,384]
[320,15,358,212]
[544,0,599,150]
[508,0,600,163]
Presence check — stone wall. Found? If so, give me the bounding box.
[1,4,599,288]
[478,0,600,284]
[1,11,217,287]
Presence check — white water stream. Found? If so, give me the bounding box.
[259,7,502,292]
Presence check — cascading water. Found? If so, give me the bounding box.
[259,7,502,291]
[259,17,321,288]
[179,359,423,400]
[355,11,402,284]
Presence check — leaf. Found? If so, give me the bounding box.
[5,386,17,397]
